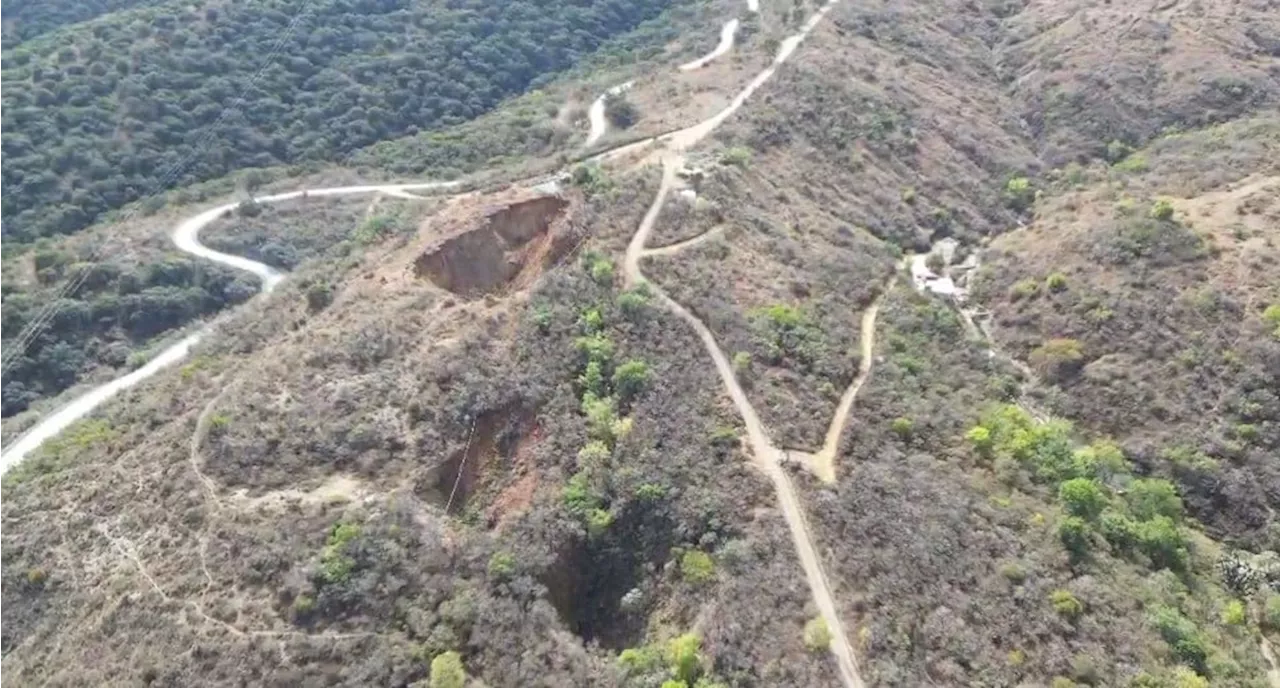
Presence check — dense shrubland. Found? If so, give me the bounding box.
[0,250,256,417]
[1,0,676,241]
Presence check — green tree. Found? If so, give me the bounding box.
[1058,478,1108,520]
[613,359,651,401]
[430,651,466,688]
[666,633,702,683]
[1058,516,1092,562]
[1125,478,1183,521]
[803,616,831,651]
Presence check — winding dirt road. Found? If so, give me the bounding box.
[1,181,457,471]
[5,2,865,685]
[788,280,895,484]
[625,156,864,688]
[679,19,740,72]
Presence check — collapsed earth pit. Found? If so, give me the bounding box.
[415,195,574,297]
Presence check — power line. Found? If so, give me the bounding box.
[1,1,316,379]
[444,419,477,515]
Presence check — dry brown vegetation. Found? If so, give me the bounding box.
[5,0,1280,686]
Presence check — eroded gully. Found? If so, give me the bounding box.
[4,3,866,686]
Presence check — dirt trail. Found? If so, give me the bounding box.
[7,1,861,682]
[1262,635,1280,688]
[679,19,740,71]
[1,181,459,472]
[625,156,863,688]
[642,225,726,257]
[787,279,895,483]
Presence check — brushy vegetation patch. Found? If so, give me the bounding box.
[965,404,1264,681]
[1,0,678,241]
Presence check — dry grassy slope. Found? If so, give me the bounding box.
[1,168,846,686]
[5,0,1280,685]
[801,285,1267,686]
[976,116,1280,548]
[1002,0,1280,163]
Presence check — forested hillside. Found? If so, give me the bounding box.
[1,0,674,241]
[1,0,166,44]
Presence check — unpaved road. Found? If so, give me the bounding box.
[1,181,457,471]
[616,3,865,683]
[625,156,864,688]
[679,19,740,71]
[5,1,863,684]
[788,278,895,484]
[584,80,634,147]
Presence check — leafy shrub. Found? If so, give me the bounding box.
[26,567,48,586]
[1112,153,1149,173]
[1263,303,1280,339]
[1124,478,1183,521]
[890,417,914,440]
[354,215,396,244]
[617,283,651,318]
[291,594,315,617]
[998,560,1028,585]
[577,441,611,470]
[581,393,620,443]
[562,471,600,516]
[803,616,832,652]
[1220,599,1245,626]
[318,521,360,585]
[1133,516,1189,571]
[1045,272,1068,292]
[305,281,334,312]
[571,165,616,197]
[613,359,651,401]
[1265,594,1280,631]
[1058,478,1108,520]
[1150,199,1175,221]
[1150,606,1208,673]
[237,199,263,218]
[1009,279,1040,301]
[619,645,662,675]
[966,425,994,456]
[587,508,614,537]
[430,650,467,688]
[732,351,752,373]
[589,257,615,286]
[1004,176,1035,212]
[679,550,716,585]
[605,94,639,128]
[579,360,606,397]
[488,552,516,580]
[900,186,917,204]
[1029,338,1085,379]
[1050,589,1083,620]
[1105,139,1134,163]
[720,146,752,167]
[750,303,823,368]
[575,332,615,366]
[1058,516,1093,562]
[665,633,702,683]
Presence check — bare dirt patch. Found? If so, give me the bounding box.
[414,195,575,297]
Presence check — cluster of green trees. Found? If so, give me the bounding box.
[1,0,162,43]
[1,0,675,241]
[1,251,255,416]
[968,405,1192,573]
[560,252,654,537]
